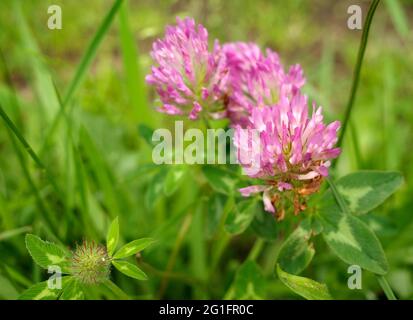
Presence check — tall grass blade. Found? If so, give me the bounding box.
[335,0,381,158]
[118,0,157,127]
[41,0,124,152]
[384,0,409,39]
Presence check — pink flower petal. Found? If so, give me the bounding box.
[189,101,202,120]
[277,182,293,191]
[263,189,275,213]
[239,185,268,197]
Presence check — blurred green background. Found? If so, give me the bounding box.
[0,0,412,299]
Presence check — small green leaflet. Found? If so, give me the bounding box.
[331,171,403,215]
[112,260,148,280]
[106,217,119,257]
[163,165,187,196]
[206,194,227,239]
[25,234,70,273]
[113,238,154,259]
[145,168,167,210]
[60,278,85,300]
[201,166,236,195]
[277,219,315,275]
[137,124,156,147]
[19,277,72,300]
[318,180,389,275]
[233,261,266,299]
[251,205,278,240]
[276,265,332,300]
[225,199,258,235]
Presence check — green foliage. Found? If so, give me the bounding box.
[330,171,403,215]
[163,165,187,197]
[19,280,64,300]
[145,168,167,210]
[233,261,266,299]
[250,206,278,240]
[113,238,155,259]
[225,199,258,235]
[384,0,410,38]
[318,203,389,275]
[25,234,70,273]
[112,260,148,281]
[201,166,237,195]
[276,265,332,300]
[20,217,151,299]
[277,219,315,275]
[106,217,120,257]
[317,171,403,276]
[206,194,227,239]
[60,278,86,300]
[138,124,156,147]
[0,0,412,301]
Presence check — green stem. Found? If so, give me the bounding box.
[326,177,350,215]
[350,122,364,169]
[223,237,266,300]
[376,275,397,300]
[210,196,235,273]
[335,0,380,159]
[246,238,265,261]
[158,212,193,298]
[202,114,213,130]
[103,279,130,300]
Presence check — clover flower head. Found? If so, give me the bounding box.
[223,43,306,127]
[71,240,111,285]
[234,92,340,218]
[146,17,229,120]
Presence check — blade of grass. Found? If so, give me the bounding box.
[40,0,124,155]
[0,57,65,207]
[158,212,193,299]
[4,265,33,288]
[319,39,334,108]
[384,0,409,39]
[0,102,64,198]
[382,56,398,170]
[189,200,208,298]
[0,51,64,199]
[13,0,60,120]
[11,6,71,226]
[63,0,124,108]
[78,127,121,220]
[51,82,80,238]
[118,0,158,127]
[335,0,381,163]
[0,226,32,242]
[7,130,58,230]
[0,55,67,233]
